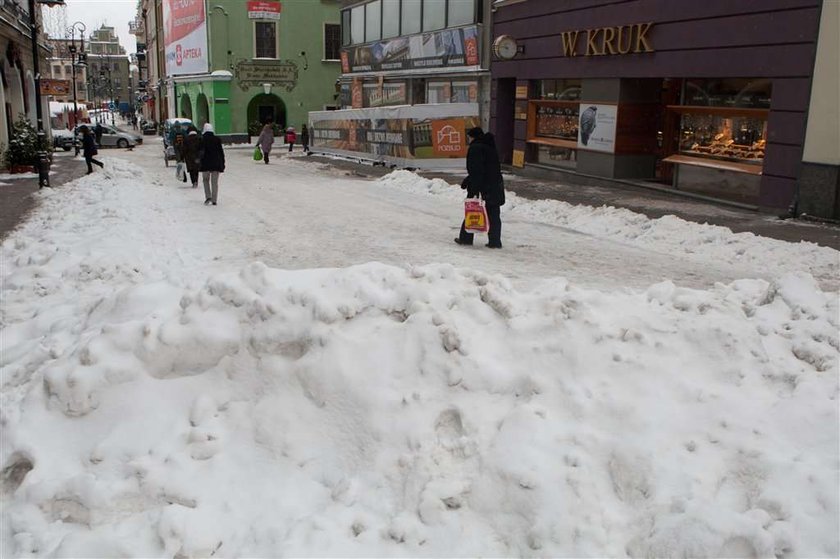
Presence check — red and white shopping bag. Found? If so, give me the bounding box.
[464,199,489,233]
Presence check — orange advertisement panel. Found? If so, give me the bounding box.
[40,79,71,96]
[351,79,363,109]
[431,119,467,158]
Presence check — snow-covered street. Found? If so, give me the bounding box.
[2,141,838,557]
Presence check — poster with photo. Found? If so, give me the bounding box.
[577,104,618,153]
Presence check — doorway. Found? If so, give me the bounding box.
[494,78,516,165]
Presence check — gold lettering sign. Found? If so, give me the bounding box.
[560,23,654,57]
[234,59,299,92]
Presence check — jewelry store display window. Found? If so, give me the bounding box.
[663,79,771,202]
[527,79,582,169]
[664,79,770,171]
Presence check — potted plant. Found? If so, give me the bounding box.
[4,114,51,174]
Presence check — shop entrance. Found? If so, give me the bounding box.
[247,93,286,136]
[494,78,516,165]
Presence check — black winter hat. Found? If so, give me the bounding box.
[467,127,484,139]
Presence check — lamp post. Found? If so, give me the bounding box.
[28,0,65,188]
[67,21,86,156]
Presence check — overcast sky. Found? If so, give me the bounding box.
[45,0,138,57]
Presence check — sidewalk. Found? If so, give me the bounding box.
[298,154,840,251]
[0,151,89,241]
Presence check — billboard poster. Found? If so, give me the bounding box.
[163,0,208,76]
[309,104,479,168]
[577,103,618,153]
[340,25,481,73]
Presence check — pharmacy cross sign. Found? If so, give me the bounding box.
[234,59,298,92]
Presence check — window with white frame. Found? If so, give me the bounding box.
[254,21,277,58]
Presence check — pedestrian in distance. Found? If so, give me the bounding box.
[79,125,104,174]
[300,124,310,154]
[454,127,505,248]
[199,123,225,205]
[179,126,202,188]
[285,126,296,152]
[257,121,275,164]
[94,122,103,147]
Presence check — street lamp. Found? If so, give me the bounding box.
[28,0,66,188]
[67,21,86,156]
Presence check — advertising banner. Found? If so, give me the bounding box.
[247,1,281,20]
[340,26,480,73]
[163,0,208,76]
[40,79,71,96]
[577,103,618,153]
[310,103,480,169]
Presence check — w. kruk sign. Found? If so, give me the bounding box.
[163,0,208,76]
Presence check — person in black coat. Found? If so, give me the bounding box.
[455,127,505,248]
[178,127,202,188]
[199,123,225,205]
[79,125,104,174]
[94,122,103,147]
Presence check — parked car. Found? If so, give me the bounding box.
[141,119,158,135]
[53,129,78,151]
[74,125,143,148]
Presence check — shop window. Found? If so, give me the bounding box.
[448,0,475,26]
[451,81,476,103]
[364,80,408,107]
[426,80,477,104]
[662,79,771,176]
[423,0,446,31]
[365,0,381,42]
[526,98,580,170]
[402,0,421,35]
[382,0,400,38]
[254,22,277,58]
[351,5,365,44]
[539,79,581,101]
[683,78,771,109]
[324,24,341,60]
[427,81,449,104]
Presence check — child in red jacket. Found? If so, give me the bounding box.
[285,127,297,152]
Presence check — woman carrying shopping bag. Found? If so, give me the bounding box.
[454,127,505,248]
[257,121,274,164]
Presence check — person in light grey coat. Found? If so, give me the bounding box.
[257,122,275,164]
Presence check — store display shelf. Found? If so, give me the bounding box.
[663,154,763,175]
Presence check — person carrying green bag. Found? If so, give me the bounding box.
[256,121,274,164]
[253,146,263,161]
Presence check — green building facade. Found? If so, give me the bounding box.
[170,0,342,140]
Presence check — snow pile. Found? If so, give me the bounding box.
[377,171,840,290]
[2,255,838,556]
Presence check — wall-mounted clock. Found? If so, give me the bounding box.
[493,35,519,60]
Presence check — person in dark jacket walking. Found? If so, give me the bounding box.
[300,124,310,154]
[455,127,505,248]
[179,127,202,187]
[199,123,225,205]
[94,122,103,147]
[79,125,104,174]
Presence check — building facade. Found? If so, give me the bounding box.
[46,38,88,104]
[163,0,341,140]
[0,0,51,157]
[86,26,131,113]
[490,0,838,217]
[316,0,492,166]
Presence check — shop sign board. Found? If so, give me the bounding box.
[515,85,529,100]
[560,23,653,57]
[234,59,298,91]
[310,103,479,168]
[512,149,525,168]
[163,0,209,76]
[340,25,480,73]
[578,103,618,153]
[40,79,71,96]
[247,1,281,20]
